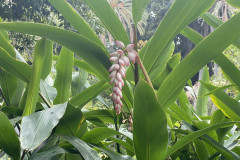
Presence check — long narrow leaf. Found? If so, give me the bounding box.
[132,0,151,25]
[53,47,74,104]
[82,0,129,45]
[157,12,240,108]
[0,22,111,80]
[133,80,168,160]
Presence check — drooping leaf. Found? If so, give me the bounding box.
[82,0,129,45]
[92,143,134,160]
[156,12,240,108]
[23,38,49,116]
[60,135,102,160]
[0,112,20,160]
[83,109,116,124]
[0,22,111,81]
[196,66,210,116]
[20,103,67,150]
[166,121,238,158]
[132,0,151,25]
[200,81,240,121]
[29,146,68,160]
[133,80,168,160]
[53,47,74,104]
[178,89,192,120]
[0,69,17,106]
[81,127,126,144]
[55,103,87,138]
[0,47,31,83]
[69,80,111,108]
[48,0,104,47]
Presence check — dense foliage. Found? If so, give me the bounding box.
[0,0,240,160]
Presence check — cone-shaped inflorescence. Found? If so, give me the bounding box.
[109,41,137,114]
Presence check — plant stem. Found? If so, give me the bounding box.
[21,150,27,160]
[114,112,121,153]
[136,56,154,90]
[133,26,139,86]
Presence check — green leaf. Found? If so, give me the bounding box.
[141,0,215,73]
[69,80,111,108]
[0,112,20,160]
[0,47,31,83]
[55,103,87,138]
[22,38,49,116]
[0,31,15,57]
[156,12,240,108]
[0,22,111,81]
[203,84,236,97]
[83,109,116,124]
[196,66,210,116]
[92,143,134,160]
[48,0,104,47]
[39,80,57,104]
[178,89,192,120]
[225,0,240,8]
[133,80,168,160]
[41,39,53,80]
[71,69,88,97]
[29,146,68,160]
[181,26,240,91]
[169,103,192,123]
[166,121,238,158]
[82,127,124,144]
[194,139,209,160]
[200,81,240,121]
[53,47,74,104]
[1,106,23,116]
[108,137,134,153]
[0,69,17,106]
[82,0,129,45]
[152,53,181,89]
[20,103,67,150]
[60,135,102,160]
[132,0,151,25]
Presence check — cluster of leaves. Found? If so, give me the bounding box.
[0,0,240,160]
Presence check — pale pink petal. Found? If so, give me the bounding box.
[118,59,125,66]
[128,51,136,64]
[114,64,120,70]
[116,72,122,81]
[115,41,125,48]
[117,50,123,54]
[118,82,122,90]
[110,77,115,84]
[125,44,134,52]
[122,56,130,66]
[109,57,118,62]
[119,68,125,78]
[109,70,116,78]
[110,52,120,57]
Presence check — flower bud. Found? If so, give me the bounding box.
[116,41,125,48]
[110,52,120,57]
[128,51,136,64]
[122,56,130,66]
[125,44,134,52]
[110,57,118,62]
[118,59,125,66]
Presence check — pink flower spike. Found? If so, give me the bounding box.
[118,82,122,90]
[116,96,121,103]
[110,57,118,62]
[114,79,119,86]
[125,44,134,52]
[116,41,125,48]
[122,56,130,66]
[119,100,123,107]
[121,80,124,87]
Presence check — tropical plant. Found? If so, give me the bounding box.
[0,0,240,160]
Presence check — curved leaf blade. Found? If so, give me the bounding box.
[53,47,74,104]
[156,12,240,108]
[83,0,129,45]
[60,135,102,160]
[20,103,67,150]
[133,80,168,160]
[0,112,20,160]
[132,0,151,25]
[0,22,111,80]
